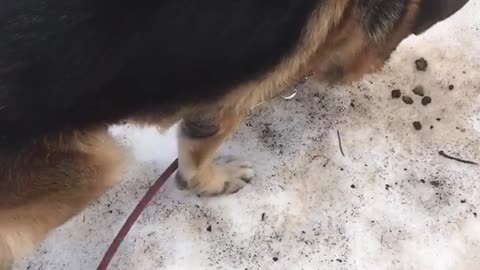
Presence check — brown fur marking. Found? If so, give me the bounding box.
[0,127,125,269]
[311,0,422,83]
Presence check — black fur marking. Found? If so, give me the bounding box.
[358,0,407,42]
[0,0,320,146]
[175,172,189,190]
[182,118,219,139]
[414,0,469,34]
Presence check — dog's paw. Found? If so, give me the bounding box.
[177,160,255,196]
[220,160,254,194]
[224,160,255,183]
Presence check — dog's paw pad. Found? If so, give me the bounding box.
[225,161,255,183]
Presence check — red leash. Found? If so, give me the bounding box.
[97,159,178,270]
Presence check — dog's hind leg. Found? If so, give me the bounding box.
[0,126,125,269]
[175,110,254,196]
[0,236,13,270]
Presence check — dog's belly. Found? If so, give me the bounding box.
[0,0,319,146]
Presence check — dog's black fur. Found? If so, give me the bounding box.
[1,0,321,147]
[0,0,469,148]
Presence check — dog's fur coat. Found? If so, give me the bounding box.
[0,0,468,268]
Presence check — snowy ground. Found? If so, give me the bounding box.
[15,1,480,270]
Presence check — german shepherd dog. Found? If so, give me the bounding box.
[0,0,469,268]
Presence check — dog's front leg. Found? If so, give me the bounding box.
[175,110,254,196]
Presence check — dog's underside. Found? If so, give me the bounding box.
[0,0,468,268]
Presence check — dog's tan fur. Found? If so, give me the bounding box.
[0,0,446,268]
[311,0,422,82]
[0,127,125,269]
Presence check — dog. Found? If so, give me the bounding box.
[0,0,468,268]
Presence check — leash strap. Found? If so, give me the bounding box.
[97,159,178,270]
